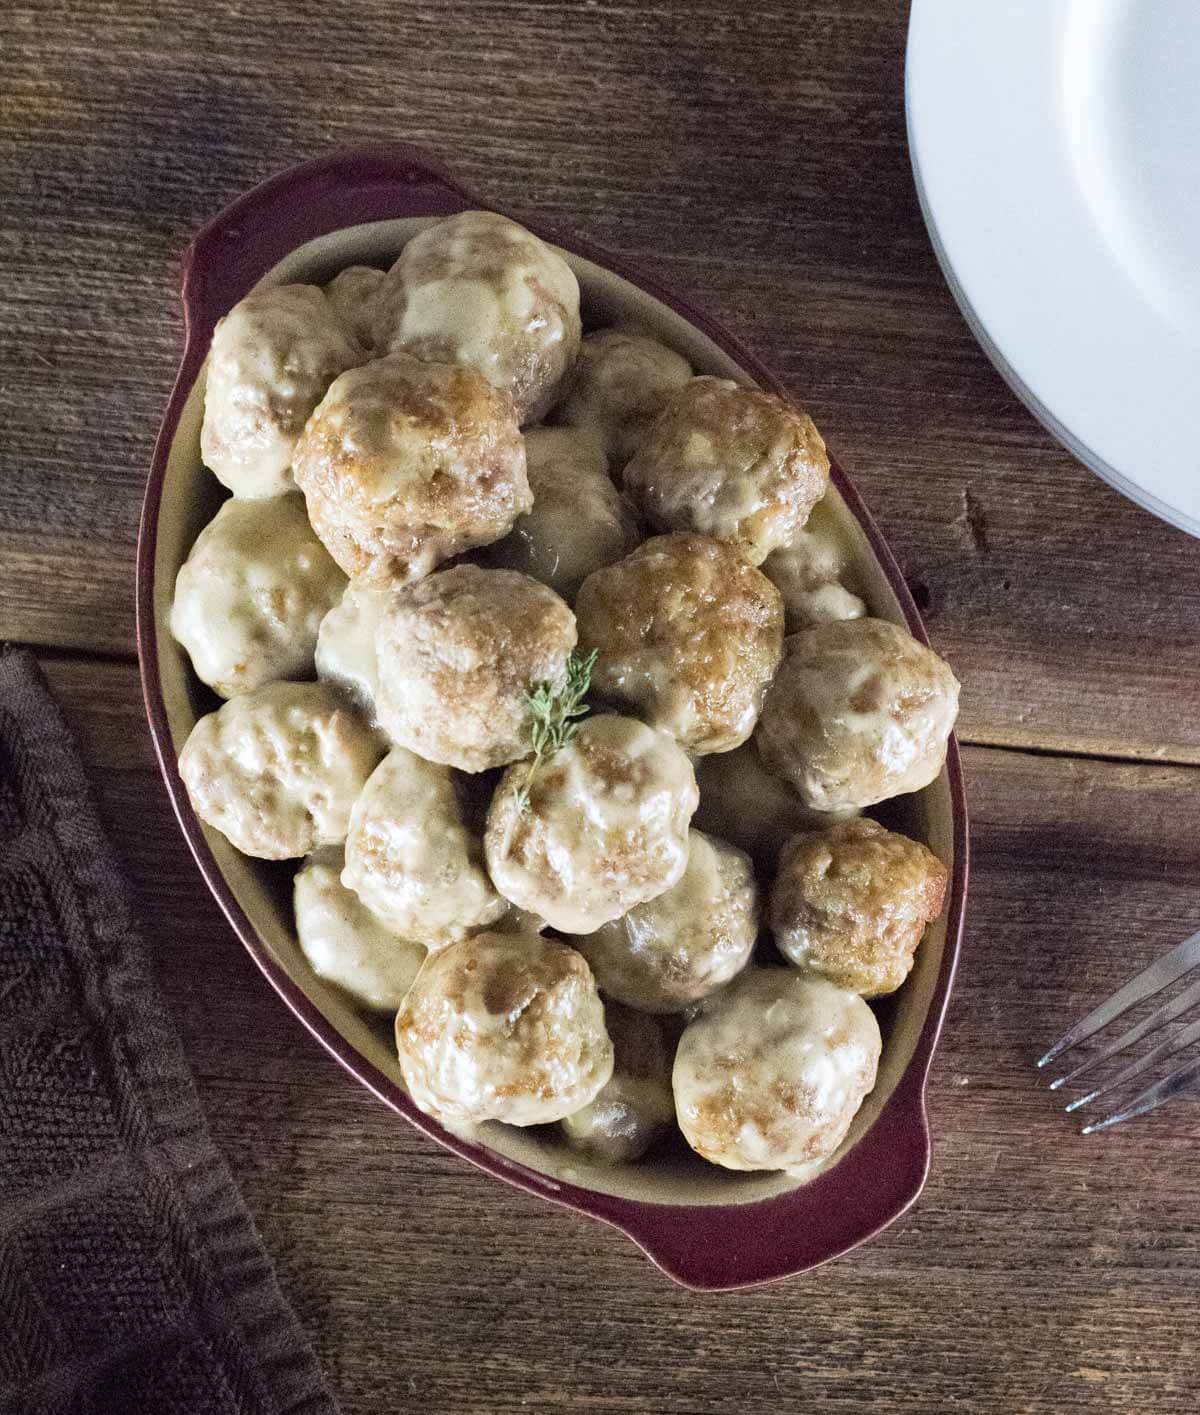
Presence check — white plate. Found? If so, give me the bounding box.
[907,0,1200,536]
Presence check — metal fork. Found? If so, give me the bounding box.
[1037,929,1200,1133]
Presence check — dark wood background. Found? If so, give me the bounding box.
[4,3,1199,1411]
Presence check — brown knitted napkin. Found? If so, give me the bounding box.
[0,649,338,1415]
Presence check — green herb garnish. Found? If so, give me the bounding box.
[511,649,598,814]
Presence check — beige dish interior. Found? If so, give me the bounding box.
[152,217,955,1207]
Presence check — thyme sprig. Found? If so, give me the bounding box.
[511,649,598,814]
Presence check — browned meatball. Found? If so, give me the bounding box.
[324,265,386,351]
[170,494,346,699]
[201,284,363,499]
[693,741,859,870]
[315,581,390,721]
[374,565,577,772]
[769,818,948,998]
[178,682,384,860]
[761,528,866,633]
[561,1003,675,1164]
[343,747,507,947]
[294,846,426,1011]
[673,970,881,1175]
[394,931,613,1126]
[573,829,758,1013]
[486,428,640,602]
[554,328,693,466]
[576,533,783,755]
[375,210,581,424]
[756,618,960,811]
[291,353,531,583]
[485,715,698,934]
[623,377,830,564]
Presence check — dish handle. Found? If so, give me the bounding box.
[582,1063,932,1291]
[179,145,478,354]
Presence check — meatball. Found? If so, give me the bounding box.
[576,533,784,755]
[485,715,698,934]
[492,906,549,936]
[769,818,948,998]
[561,1003,675,1164]
[201,284,361,499]
[623,377,830,564]
[574,829,757,1013]
[762,529,866,633]
[394,931,613,1126]
[486,428,640,601]
[178,682,383,860]
[315,580,390,720]
[294,847,426,1010]
[554,328,692,466]
[291,352,531,583]
[376,210,581,424]
[170,494,346,699]
[756,618,960,811]
[324,265,386,351]
[693,741,858,870]
[673,970,881,1175]
[374,565,577,772]
[343,747,507,947]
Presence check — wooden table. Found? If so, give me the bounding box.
[5,2,1200,1410]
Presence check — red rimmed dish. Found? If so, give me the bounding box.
[136,145,968,1291]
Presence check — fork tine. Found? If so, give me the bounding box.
[1048,974,1200,1090]
[1081,1052,1200,1134]
[1063,1015,1200,1112]
[1037,929,1200,1069]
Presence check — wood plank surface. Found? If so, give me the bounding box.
[4,1,1200,762]
[39,653,1200,1414]
[7,1,1200,1410]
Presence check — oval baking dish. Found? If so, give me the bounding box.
[137,145,968,1291]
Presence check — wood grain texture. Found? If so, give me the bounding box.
[39,653,1200,1414]
[3,1,1200,760]
[7,1,1200,1408]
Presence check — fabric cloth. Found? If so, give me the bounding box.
[0,648,338,1415]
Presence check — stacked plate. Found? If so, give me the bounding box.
[907,0,1200,536]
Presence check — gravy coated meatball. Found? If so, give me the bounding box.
[486,428,640,601]
[762,529,866,633]
[485,715,698,934]
[624,377,830,564]
[756,618,960,811]
[294,847,426,1010]
[770,818,948,998]
[673,970,881,1175]
[561,1003,675,1164]
[574,829,757,1013]
[374,565,577,772]
[693,741,857,870]
[493,905,549,936]
[577,533,784,755]
[554,328,693,466]
[178,682,383,859]
[170,494,346,699]
[314,580,390,719]
[324,265,386,351]
[394,931,613,1126]
[376,211,581,424]
[201,284,362,499]
[343,747,507,947]
[291,353,531,583]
